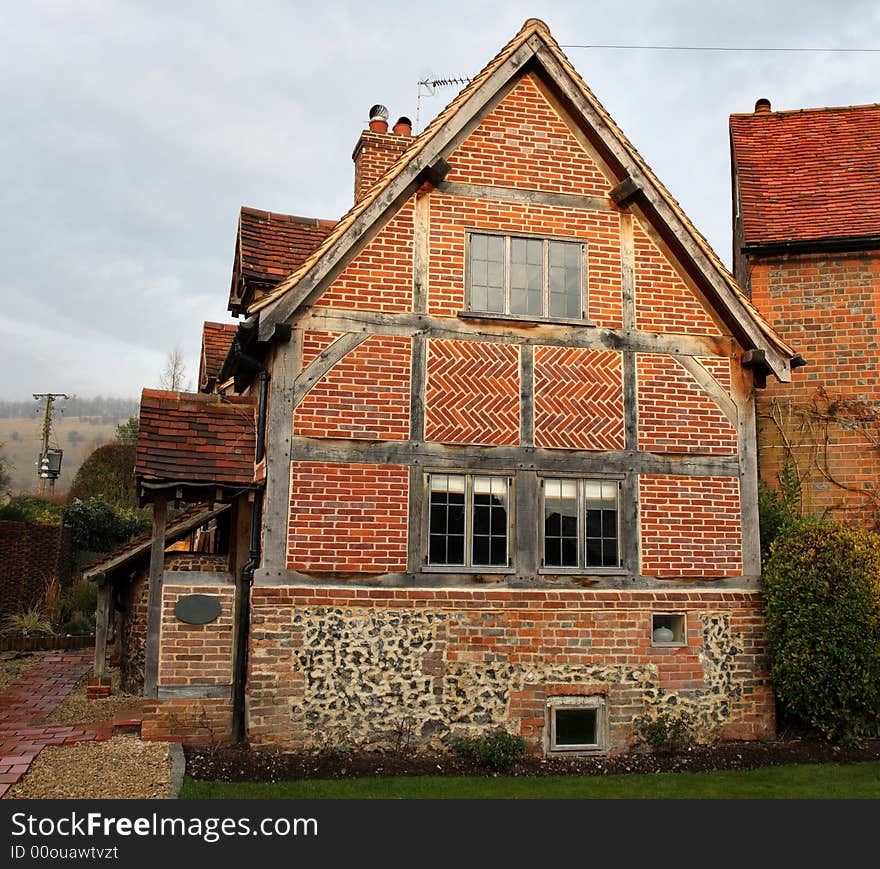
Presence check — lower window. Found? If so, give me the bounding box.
[427,473,511,567]
[546,695,608,754]
[542,478,621,569]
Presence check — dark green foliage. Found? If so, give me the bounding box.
[758,462,802,563]
[0,494,63,524]
[61,498,150,554]
[59,579,97,635]
[763,520,880,742]
[68,442,137,508]
[450,730,527,773]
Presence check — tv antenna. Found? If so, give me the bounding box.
[416,74,472,132]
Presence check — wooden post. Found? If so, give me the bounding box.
[143,494,167,699]
[93,580,111,679]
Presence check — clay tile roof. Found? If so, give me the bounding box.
[135,389,257,488]
[81,502,231,580]
[229,207,337,312]
[731,103,880,246]
[199,321,239,391]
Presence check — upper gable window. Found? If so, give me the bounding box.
[468,232,584,320]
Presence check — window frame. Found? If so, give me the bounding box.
[539,476,623,573]
[651,613,687,648]
[464,229,589,323]
[546,695,608,755]
[423,471,515,573]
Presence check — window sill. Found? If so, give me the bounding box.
[422,565,514,575]
[650,642,688,650]
[538,568,627,576]
[458,311,597,328]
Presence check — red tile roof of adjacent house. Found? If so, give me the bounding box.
[136,389,257,489]
[229,207,337,313]
[731,103,880,246]
[199,321,239,391]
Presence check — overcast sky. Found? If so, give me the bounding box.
[2,0,877,402]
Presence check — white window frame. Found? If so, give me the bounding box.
[424,472,514,571]
[540,477,623,572]
[465,230,587,321]
[546,695,608,754]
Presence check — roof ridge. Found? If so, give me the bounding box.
[240,206,337,227]
[731,102,880,120]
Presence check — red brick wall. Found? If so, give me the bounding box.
[637,354,737,454]
[320,201,413,312]
[247,587,774,752]
[750,252,880,525]
[425,339,520,445]
[295,334,411,440]
[301,330,342,367]
[633,220,723,335]
[353,130,411,203]
[534,346,624,450]
[427,194,622,326]
[141,698,232,744]
[158,584,235,687]
[287,462,409,572]
[640,476,742,577]
[447,74,611,196]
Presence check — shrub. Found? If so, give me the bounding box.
[0,494,63,525]
[59,579,98,635]
[635,710,695,753]
[450,729,527,773]
[758,462,801,562]
[763,520,880,742]
[68,442,138,508]
[61,498,149,554]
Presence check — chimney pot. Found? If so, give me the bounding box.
[754,98,772,114]
[393,116,413,136]
[368,103,389,133]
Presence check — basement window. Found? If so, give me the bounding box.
[426,473,512,569]
[546,696,607,754]
[652,613,686,646]
[467,232,585,320]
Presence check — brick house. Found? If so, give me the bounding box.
[90,19,799,753]
[731,100,880,526]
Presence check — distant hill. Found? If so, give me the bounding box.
[0,398,139,495]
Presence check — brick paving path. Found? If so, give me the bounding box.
[0,649,131,797]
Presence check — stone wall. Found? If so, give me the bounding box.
[247,587,774,753]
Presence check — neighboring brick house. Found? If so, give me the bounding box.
[115,19,800,753]
[731,100,880,526]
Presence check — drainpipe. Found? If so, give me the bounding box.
[231,369,269,744]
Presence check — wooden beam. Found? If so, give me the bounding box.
[520,345,535,447]
[259,334,301,576]
[673,356,738,424]
[437,180,612,212]
[733,361,761,577]
[289,436,740,477]
[406,466,425,574]
[610,177,640,209]
[93,582,111,679]
[143,494,166,699]
[299,307,735,359]
[292,332,370,409]
[515,470,539,579]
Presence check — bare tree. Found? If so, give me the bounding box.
[160,346,191,392]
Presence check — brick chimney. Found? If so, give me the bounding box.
[352,105,413,203]
[754,98,772,114]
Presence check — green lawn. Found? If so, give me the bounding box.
[180,760,880,799]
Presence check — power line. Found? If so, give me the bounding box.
[560,44,880,52]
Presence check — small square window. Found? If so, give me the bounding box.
[546,696,607,754]
[652,613,686,646]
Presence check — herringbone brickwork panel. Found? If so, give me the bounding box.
[425,339,519,445]
[534,346,624,450]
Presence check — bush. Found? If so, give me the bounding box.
[61,498,149,554]
[450,729,527,773]
[68,442,138,508]
[0,494,63,525]
[758,462,801,563]
[635,710,695,753]
[59,579,98,635]
[763,520,880,742]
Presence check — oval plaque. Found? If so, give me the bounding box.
[174,594,222,625]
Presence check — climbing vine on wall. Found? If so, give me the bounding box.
[759,386,880,528]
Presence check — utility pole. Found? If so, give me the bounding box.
[33,392,68,496]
